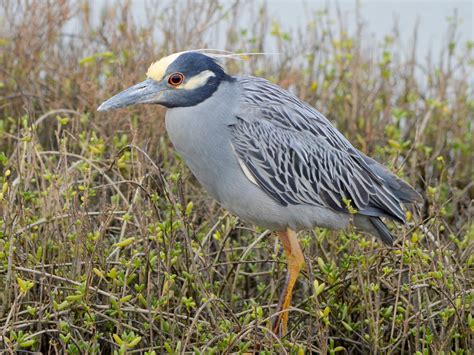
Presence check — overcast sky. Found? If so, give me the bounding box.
[265,0,473,56]
[88,0,473,60]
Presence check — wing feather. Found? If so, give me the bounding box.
[232,81,409,223]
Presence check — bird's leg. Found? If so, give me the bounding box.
[272,228,304,336]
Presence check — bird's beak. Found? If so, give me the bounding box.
[97,78,165,112]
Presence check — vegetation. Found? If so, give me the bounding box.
[0,1,473,353]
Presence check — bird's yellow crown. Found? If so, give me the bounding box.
[146,52,183,81]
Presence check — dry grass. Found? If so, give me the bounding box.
[0,0,473,353]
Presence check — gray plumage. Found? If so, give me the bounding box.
[166,77,421,245]
[233,77,422,237]
[98,52,422,245]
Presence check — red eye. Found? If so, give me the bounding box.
[168,72,184,86]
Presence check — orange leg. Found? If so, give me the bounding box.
[272,228,305,336]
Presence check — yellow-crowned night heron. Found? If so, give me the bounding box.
[98,50,422,335]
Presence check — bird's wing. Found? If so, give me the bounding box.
[232,76,416,221]
[237,76,422,204]
[230,119,406,222]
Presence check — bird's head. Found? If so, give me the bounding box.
[97,51,234,111]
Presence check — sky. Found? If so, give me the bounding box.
[264,0,473,58]
[88,0,473,60]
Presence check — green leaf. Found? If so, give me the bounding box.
[19,339,35,348]
[113,237,135,247]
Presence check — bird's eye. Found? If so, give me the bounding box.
[168,72,184,86]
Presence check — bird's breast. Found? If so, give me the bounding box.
[164,82,241,203]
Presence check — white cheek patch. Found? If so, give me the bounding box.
[180,70,216,90]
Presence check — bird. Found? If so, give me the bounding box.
[98,50,422,336]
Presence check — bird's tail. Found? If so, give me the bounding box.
[353,215,394,245]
